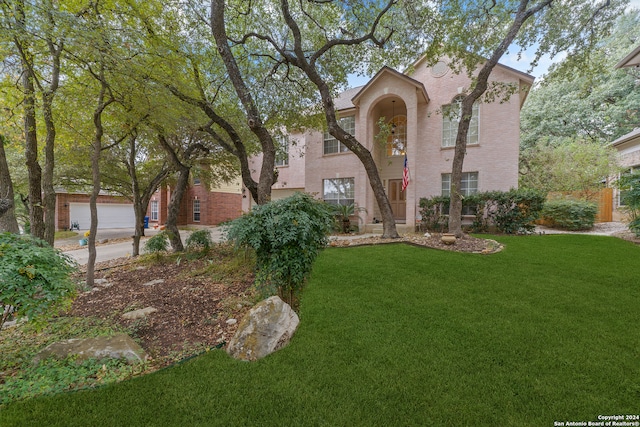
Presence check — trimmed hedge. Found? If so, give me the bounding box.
[541,199,597,231]
[419,189,546,234]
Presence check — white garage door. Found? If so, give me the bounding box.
[69,203,135,229]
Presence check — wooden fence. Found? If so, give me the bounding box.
[546,188,613,223]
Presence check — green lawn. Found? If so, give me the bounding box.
[1,235,639,426]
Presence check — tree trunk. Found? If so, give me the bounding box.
[42,90,57,246]
[157,133,190,252]
[128,133,144,256]
[0,135,20,233]
[41,33,62,246]
[127,133,170,256]
[448,0,547,237]
[14,0,44,239]
[276,0,398,238]
[21,56,44,239]
[164,167,190,252]
[211,0,276,205]
[86,71,110,288]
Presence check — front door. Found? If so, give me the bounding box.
[388,179,406,221]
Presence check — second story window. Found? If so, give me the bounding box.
[324,116,354,155]
[387,115,407,157]
[442,96,479,148]
[275,136,289,167]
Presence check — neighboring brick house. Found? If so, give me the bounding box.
[56,191,135,231]
[244,58,534,230]
[56,178,242,231]
[147,178,243,228]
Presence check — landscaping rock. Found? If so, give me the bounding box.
[142,279,164,287]
[33,333,146,364]
[122,306,157,320]
[227,296,299,361]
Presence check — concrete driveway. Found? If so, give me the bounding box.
[58,227,225,265]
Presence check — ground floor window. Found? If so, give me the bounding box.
[193,199,201,222]
[441,172,478,215]
[323,178,355,206]
[150,200,158,221]
[619,166,639,207]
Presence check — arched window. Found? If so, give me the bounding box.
[387,115,407,156]
[442,96,479,148]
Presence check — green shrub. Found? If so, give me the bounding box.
[332,203,366,234]
[185,229,213,251]
[485,189,546,234]
[0,233,77,329]
[418,196,449,232]
[144,231,169,254]
[224,192,333,304]
[541,199,597,231]
[419,189,546,234]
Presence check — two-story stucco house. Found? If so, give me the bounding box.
[244,57,534,230]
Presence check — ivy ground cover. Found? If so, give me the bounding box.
[1,235,638,426]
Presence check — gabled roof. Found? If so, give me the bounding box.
[611,128,640,148]
[350,66,429,107]
[615,44,640,69]
[334,86,363,111]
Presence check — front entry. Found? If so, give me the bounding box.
[388,179,406,221]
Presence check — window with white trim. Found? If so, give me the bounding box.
[442,172,478,215]
[619,166,639,207]
[387,115,407,157]
[442,96,479,148]
[193,199,201,222]
[323,178,355,206]
[324,116,354,155]
[275,135,289,167]
[150,200,158,221]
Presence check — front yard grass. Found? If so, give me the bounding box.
[1,234,638,426]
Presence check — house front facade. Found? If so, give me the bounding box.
[244,58,534,230]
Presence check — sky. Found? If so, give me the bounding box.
[348,1,640,88]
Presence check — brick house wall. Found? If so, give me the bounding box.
[149,184,242,227]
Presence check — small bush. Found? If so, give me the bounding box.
[0,233,77,329]
[485,189,546,234]
[418,196,449,232]
[224,192,333,304]
[144,232,169,254]
[541,199,597,231]
[186,229,213,251]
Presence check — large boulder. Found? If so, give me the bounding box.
[33,333,147,364]
[227,296,299,361]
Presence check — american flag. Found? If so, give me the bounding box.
[402,154,410,192]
